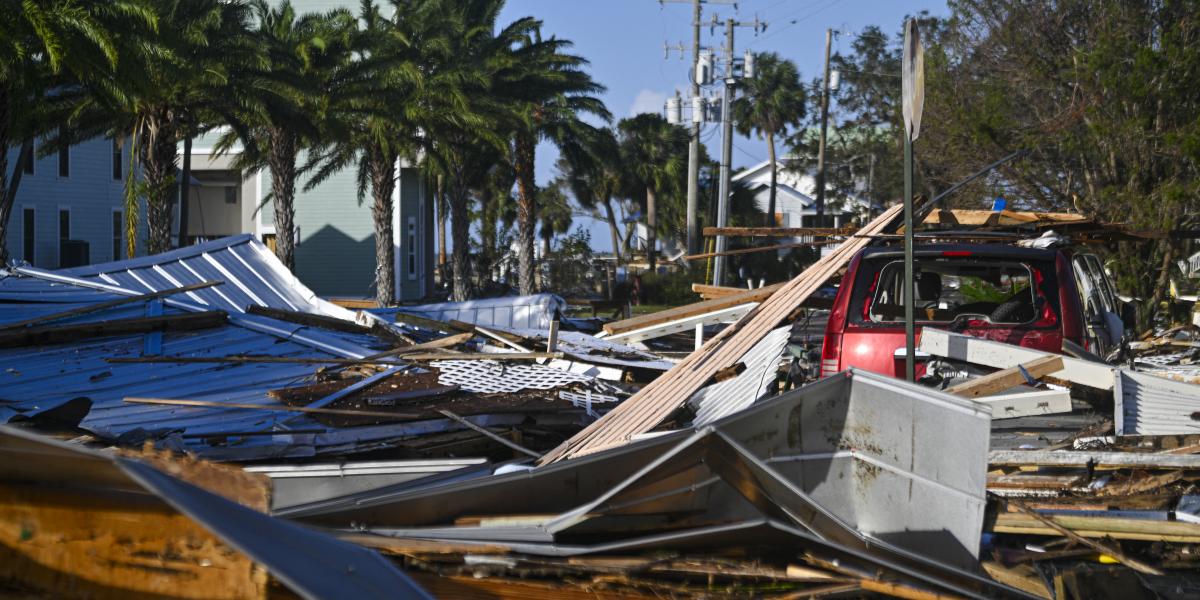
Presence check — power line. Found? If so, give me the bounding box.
[748,0,841,48]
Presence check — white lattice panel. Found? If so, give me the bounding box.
[431,360,597,394]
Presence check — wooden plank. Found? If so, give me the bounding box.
[246,304,371,334]
[107,355,407,365]
[406,351,562,361]
[921,209,1089,227]
[543,204,904,464]
[604,303,756,344]
[0,280,223,333]
[919,328,1115,390]
[944,356,1063,398]
[703,226,855,237]
[1005,500,1164,574]
[124,397,421,420]
[409,573,660,600]
[685,240,840,261]
[393,311,470,333]
[988,449,1200,469]
[974,389,1072,418]
[980,562,1052,600]
[603,283,784,336]
[0,311,228,348]
[0,484,265,599]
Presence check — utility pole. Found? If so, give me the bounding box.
[711,15,764,286]
[814,28,833,226]
[658,0,733,255]
[712,18,736,286]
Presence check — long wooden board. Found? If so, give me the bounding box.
[602,283,784,336]
[542,204,905,463]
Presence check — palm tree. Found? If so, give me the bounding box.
[500,28,609,296]
[0,0,152,262]
[305,0,431,306]
[421,1,526,301]
[732,52,807,226]
[559,127,623,265]
[617,113,688,272]
[538,179,572,260]
[215,0,355,272]
[64,0,263,257]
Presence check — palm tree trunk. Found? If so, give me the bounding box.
[645,186,657,272]
[514,132,538,295]
[766,131,778,227]
[436,173,447,279]
[601,197,622,265]
[179,134,192,245]
[367,143,396,307]
[141,111,179,256]
[448,169,472,301]
[480,192,497,278]
[268,128,298,271]
[0,121,33,263]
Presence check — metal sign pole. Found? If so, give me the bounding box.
[901,18,924,383]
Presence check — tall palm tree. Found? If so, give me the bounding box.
[421,0,525,301]
[64,0,263,257]
[500,28,609,296]
[732,52,807,226]
[559,127,623,265]
[617,113,688,272]
[305,0,430,306]
[215,0,355,272]
[0,0,152,262]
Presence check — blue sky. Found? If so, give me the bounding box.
[496,0,948,251]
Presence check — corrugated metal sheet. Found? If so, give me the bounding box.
[0,236,459,459]
[1116,369,1200,435]
[688,326,790,426]
[383,293,565,330]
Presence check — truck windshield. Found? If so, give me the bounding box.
[867,260,1038,325]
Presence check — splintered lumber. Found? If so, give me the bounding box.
[542,203,904,463]
[124,397,420,420]
[993,513,1200,544]
[922,209,1090,227]
[246,304,371,334]
[363,332,475,360]
[944,355,1064,398]
[692,283,751,299]
[1006,500,1164,575]
[703,226,855,238]
[919,328,1115,390]
[980,562,1052,600]
[0,311,228,348]
[603,282,785,336]
[988,449,1200,470]
[0,280,222,333]
[437,409,541,459]
[404,351,563,361]
[393,311,471,333]
[106,355,407,366]
[685,240,840,261]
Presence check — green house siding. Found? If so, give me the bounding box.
[291,167,377,297]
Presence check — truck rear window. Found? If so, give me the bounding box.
[862,259,1043,325]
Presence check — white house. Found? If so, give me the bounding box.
[731,159,875,230]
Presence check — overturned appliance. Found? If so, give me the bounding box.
[288,369,1023,598]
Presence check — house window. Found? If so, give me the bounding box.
[111,138,122,180]
[59,209,71,242]
[22,208,34,263]
[112,210,123,260]
[407,216,417,279]
[224,186,237,204]
[22,142,34,175]
[57,138,70,178]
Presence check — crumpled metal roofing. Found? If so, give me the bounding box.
[380,293,565,330]
[0,236,457,460]
[687,325,790,426]
[1116,368,1200,435]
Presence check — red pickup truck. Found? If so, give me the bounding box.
[819,243,1128,379]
